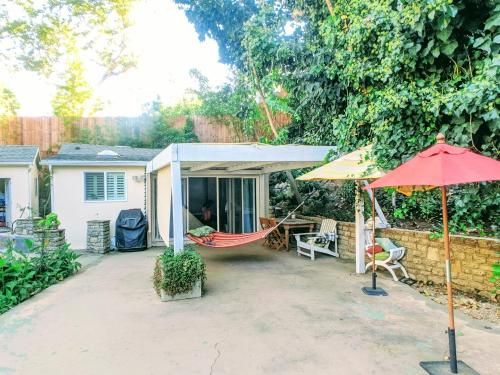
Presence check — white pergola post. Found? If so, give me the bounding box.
[171,158,184,254]
[355,181,366,273]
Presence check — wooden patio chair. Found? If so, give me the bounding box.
[365,237,409,281]
[294,219,338,260]
[259,217,286,250]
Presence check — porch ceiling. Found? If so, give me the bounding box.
[148,143,334,174]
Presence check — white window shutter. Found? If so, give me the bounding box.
[106,172,125,200]
[84,173,105,201]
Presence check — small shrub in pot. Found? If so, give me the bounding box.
[153,245,206,299]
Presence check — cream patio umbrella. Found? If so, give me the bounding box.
[298,145,387,294]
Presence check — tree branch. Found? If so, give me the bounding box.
[325,0,334,18]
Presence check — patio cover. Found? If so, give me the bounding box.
[297,145,386,273]
[149,143,334,253]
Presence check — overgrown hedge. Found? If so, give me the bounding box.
[153,245,206,297]
[0,242,81,314]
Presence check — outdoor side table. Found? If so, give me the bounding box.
[278,218,316,251]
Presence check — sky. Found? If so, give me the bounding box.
[0,0,231,116]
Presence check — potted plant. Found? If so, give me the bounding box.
[153,245,206,301]
[38,213,60,230]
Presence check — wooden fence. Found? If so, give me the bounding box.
[0,113,291,156]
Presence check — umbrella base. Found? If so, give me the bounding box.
[361,287,388,296]
[420,361,479,375]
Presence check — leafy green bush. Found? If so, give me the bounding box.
[0,241,81,314]
[153,245,206,297]
[37,213,61,229]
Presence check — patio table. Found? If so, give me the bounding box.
[277,218,316,251]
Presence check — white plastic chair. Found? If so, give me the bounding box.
[295,219,338,260]
[365,237,409,281]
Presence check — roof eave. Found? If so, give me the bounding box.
[40,160,149,167]
[0,161,34,166]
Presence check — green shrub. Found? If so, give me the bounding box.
[37,212,61,229]
[0,240,81,314]
[153,245,206,297]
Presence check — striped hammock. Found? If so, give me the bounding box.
[187,228,274,248]
[186,199,307,248]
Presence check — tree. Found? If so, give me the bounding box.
[173,0,258,67]
[0,84,19,120]
[0,83,19,135]
[177,0,500,234]
[51,41,98,119]
[0,0,137,115]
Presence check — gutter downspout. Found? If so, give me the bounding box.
[27,165,32,218]
[49,165,54,214]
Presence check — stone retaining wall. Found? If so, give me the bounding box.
[15,218,41,235]
[33,229,66,251]
[299,216,499,300]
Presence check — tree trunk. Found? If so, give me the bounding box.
[325,0,334,17]
[250,63,278,138]
[249,57,303,204]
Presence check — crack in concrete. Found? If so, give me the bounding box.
[209,343,221,375]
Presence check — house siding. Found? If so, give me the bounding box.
[51,165,146,249]
[0,165,36,224]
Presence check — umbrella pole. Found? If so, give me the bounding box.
[361,188,387,296]
[441,186,458,373]
[371,189,377,289]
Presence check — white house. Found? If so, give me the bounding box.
[0,145,40,229]
[41,144,162,249]
[147,143,333,252]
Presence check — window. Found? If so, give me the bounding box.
[106,172,126,201]
[84,172,125,201]
[85,173,105,201]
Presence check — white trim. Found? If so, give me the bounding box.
[42,160,148,167]
[0,162,35,166]
[82,171,128,202]
[147,143,333,173]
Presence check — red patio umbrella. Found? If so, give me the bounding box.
[367,134,500,374]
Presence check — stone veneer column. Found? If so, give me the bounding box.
[86,220,111,253]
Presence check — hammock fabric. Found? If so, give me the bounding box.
[187,228,274,248]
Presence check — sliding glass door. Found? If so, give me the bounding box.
[152,176,258,240]
[242,178,256,233]
[183,177,257,233]
[187,177,218,230]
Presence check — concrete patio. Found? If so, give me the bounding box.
[0,245,499,375]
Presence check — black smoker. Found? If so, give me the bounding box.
[115,209,147,251]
